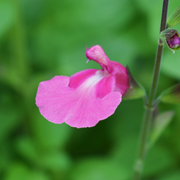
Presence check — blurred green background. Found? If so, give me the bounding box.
[0,0,180,179]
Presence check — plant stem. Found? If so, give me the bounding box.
[133,0,169,179]
[12,0,29,79]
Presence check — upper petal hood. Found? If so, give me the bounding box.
[86,45,129,95]
[85,45,112,73]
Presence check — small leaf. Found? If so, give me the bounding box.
[123,66,146,100]
[150,111,174,146]
[167,5,180,27]
[160,83,180,104]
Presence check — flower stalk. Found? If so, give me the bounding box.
[11,0,29,80]
[133,0,169,179]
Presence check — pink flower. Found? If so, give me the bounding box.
[35,45,129,128]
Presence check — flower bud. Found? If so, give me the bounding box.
[160,29,180,53]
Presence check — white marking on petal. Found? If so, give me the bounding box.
[79,70,105,93]
[67,70,104,115]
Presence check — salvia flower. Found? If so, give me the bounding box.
[35,45,129,128]
[160,29,180,53]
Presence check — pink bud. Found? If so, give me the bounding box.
[166,30,180,49]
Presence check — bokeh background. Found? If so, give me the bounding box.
[1,0,180,179]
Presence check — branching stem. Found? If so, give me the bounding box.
[133,1,169,179]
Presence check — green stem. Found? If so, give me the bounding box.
[12,0,29,79]
[133,0,169,179]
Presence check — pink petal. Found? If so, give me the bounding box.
[35,76,72,124]
[95,75,116,99]
[35,71,121,128]
[110,61,129,96]
[85,45,129,96]
[69,69,98,89]
[85,45,112,73]
[66,91,121,128]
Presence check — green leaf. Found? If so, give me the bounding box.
[123,66,146,100]
[150,111,174,146]
[160,83,180,104]
[167,6,180,27]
